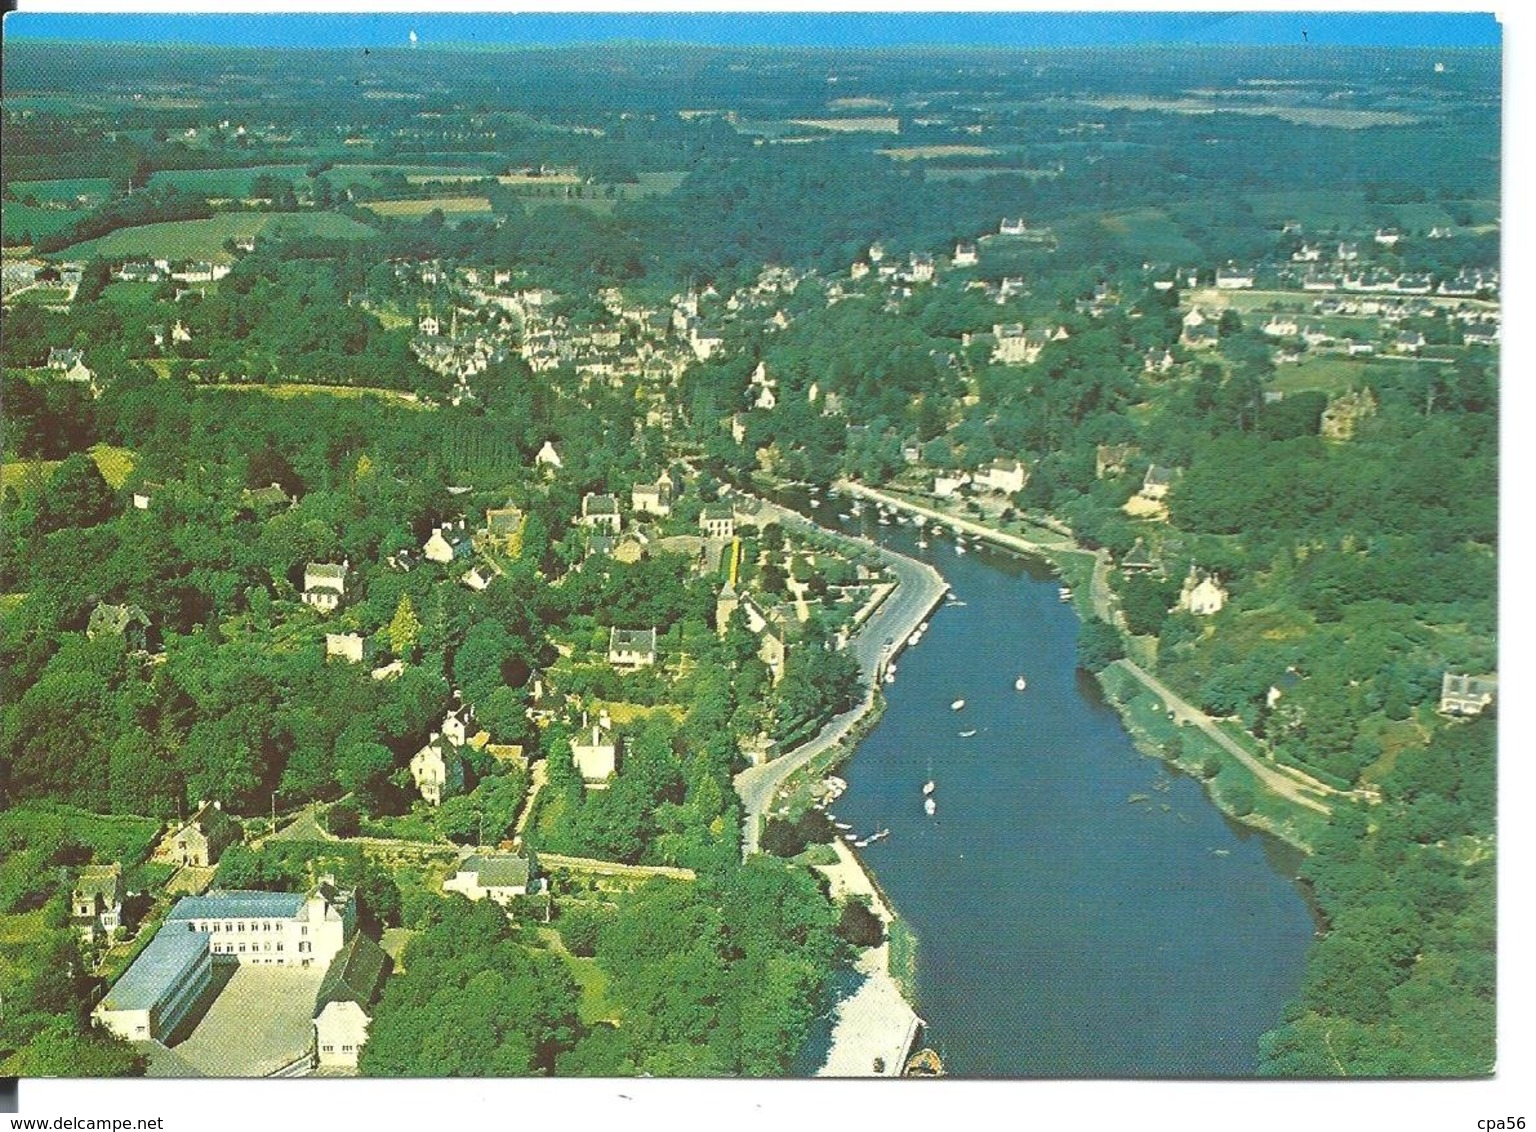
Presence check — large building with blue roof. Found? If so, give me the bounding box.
[94,881,355,1043]
[93,925,214,1041]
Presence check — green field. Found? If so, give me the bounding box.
[363,196,494,219]
[325,163,496,187]
[1098,208,1203,262]
[147,164,310,197]
[0,803,163,867]
[8,177,115,204]
[1268,355,1386,396]
[51,210,376,261]
[1,201,87,242]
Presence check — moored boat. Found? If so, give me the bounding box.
[950,698,965,710]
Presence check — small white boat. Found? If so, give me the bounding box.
[922,780,936,795]
[879,517,892,525]
[917,538,929,549]
[838,512,851,520]
[924,796,937,816]
[1015,676,1027,691]
[959,729,977,738]
[844,832,859,842]
[920,621,931,631]
[951,699,965,711]
[884,671,896,685]
[869,828,890,843]
[1058,587,1073,601]
[908,633,921,647]
[955,544,967,555]
[834,821,852,830]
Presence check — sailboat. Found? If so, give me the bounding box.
[1015,676,1027,692]
[959,729,977,738]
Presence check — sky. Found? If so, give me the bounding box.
[0,10,1503,49]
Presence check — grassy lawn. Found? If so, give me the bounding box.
[363,196,494,219]
[52,211,375,262]
[91,443,137,489]
[1268,355,1383,396]
[6,285,74,306]
[2,458,60,496]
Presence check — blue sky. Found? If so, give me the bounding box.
[1,11,1503,49]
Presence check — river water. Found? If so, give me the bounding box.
[785,490,1316,1077]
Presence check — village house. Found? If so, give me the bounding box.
[757,624,788,685]
[1096,443,1139,479]
[992,323,1043,365]
[608,626,658,669]
[423,520,472,563]
[1262,315,1300,338]
[484,505,526,553]
[907,252,936,283]
[715,580,741,634]
[1143,347,1176,374]
[1393,330,1427,354]
[535,440,563,470]
[443,851,542,905]
[999,218,1027,236]
[580,494,623,534]
[242,481,293,513]
[461,564,500,592]
[953,242,978,267]
[1178,566,1228,616]
[1291,243,1323,263]
[131,482,161,511]
[1337,242,1360,262]
[47,347,84,371]
[325,632,372,664]
[72,863,124,945]
[1140,465,1179,501]
[86,602,154,652]
[1118,537,1159,575]
[1215,265,1255,289]
[631,478,674,517]
[167,800,240,868]
[934,472,972,498]
[1374,228,1402,247]
[973,459,1029,496]
[699,502,736,540]
[570,716,620,783]
[409,734,465,806]
[302,561,347,613]
[1319,387,1379,441]
[1439,672,1496,717]
[312,932,392,1071]
[165,880,356,970]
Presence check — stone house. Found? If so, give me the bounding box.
[312,932,392,1071]
[409,735,465,806]
[570,717,619,783]
[1439,673,1496,717]
[423,520,472,564]
[168,801,241,868]
[580,494,623,534]
[1178,566,1228,616]
[443,851,540,905]
[72,863,124,945]
[303,561,347,612]
[699,503,736,540]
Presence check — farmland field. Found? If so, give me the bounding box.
[146,164,310,196]
[1,201,87,242]
[363,196,494,218]
[8,177,114,204]
[879,145,999,160]
[789,116,901,134]
[1096,207,1202,261]
[326,163,497,186]
[51,211,376,261]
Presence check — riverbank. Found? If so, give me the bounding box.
[836,479,1334,853]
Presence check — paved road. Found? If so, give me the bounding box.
[836,480,1115,623]
[733,495,949,855]
[1112,658,1334,815]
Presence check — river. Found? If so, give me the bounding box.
[782,488,1316,1077]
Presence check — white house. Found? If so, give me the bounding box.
[312,932,391,1071]
[570,719,620,783]
[631,478,673,517]
[608,626,658,669]
[953,242,978,267]
[999,218,1027,236]
[423,521,472,563]
[1178,566,1228,616]
[699,503,736,540]
[1215,266,1255,289]
[302,561,347,612]
[974,459,1028,496]
[409,735,464,806]
[164,882,356,970]
[1262,316,1300,338]
[992,323,1042,365]
[443,851,540,904]
[580,493,623,534]
[1439,672,1496,717]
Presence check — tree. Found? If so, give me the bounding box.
[387,594,421,658]
[1076,620,1124,672]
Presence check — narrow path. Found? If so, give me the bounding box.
[1112,658,1334,814]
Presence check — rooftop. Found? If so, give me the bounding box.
[167,890,307,923]
[99,926,210,1013]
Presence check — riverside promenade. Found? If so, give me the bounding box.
[733,493,948,856]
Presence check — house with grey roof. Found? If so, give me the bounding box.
[166,881,355,970]
[442,851,541,905]
[699,502,735,540]
[631,478,674,517]
[580,493,623,534]
[86,602,154,652]
[303,561,348,613]
[1440,672,1496,717]
[570,717,620,784]
[241,481,293,513]
[165,800,240,868]
[313,932,392,1071]
[72,863,124,945]
[484,504,526,552]
[1140,465,1179,501]
[424,520,472,564]
[608,626,658,669]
